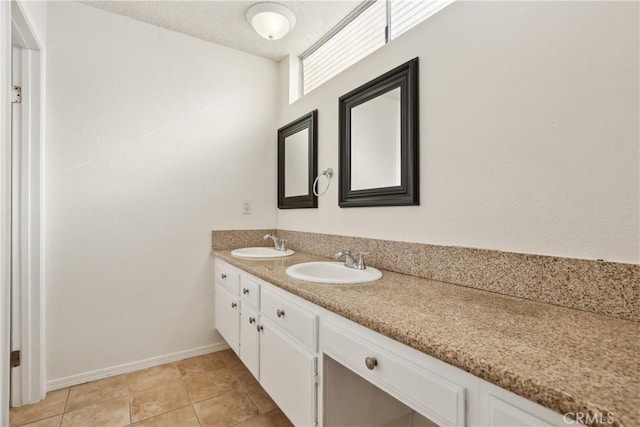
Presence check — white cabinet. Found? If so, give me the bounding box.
[239,274,261,378]
[261,286,318,351]
[214,284,240,355]
[239,304,260,378]
[214,260,319,426]
[240,275,260,309]
[259,317,317,427]
[487,396,555,427]
[480,381,581,427]
[214,258,575,427]
[324,320,465,427]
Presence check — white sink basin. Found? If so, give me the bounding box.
[231,247,295,259]
[286,262,382,284]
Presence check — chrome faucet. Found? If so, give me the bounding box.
[264,234,288,251]
[335,249,368,270]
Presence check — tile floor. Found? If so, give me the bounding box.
[10,350,294,427]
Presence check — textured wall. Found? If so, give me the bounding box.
[45,2,278,383]
[278,1,640,264]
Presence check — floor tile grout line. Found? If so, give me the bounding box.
[126,374,132,427]
[11,389,69,427]
[62,387,70,414]
[11,352,283,427]
[13,413,64,427]
[131,402,194,426]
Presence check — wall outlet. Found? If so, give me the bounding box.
[242,199,252,215]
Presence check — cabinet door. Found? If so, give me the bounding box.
[215,284,240,355]
[240,305,260,379]
[259,318,316,427]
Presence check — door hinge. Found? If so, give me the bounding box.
[10,350,21,368]
[11,86,22,103]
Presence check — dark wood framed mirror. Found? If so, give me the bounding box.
[339,58,419,207]
[278,110,318,209]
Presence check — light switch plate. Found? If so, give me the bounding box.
[242,199,252,214]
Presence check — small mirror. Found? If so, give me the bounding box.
[278,110,318,209]
[339,58,419,207]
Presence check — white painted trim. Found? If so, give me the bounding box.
[9,0,45,408]
[10,44,23,409]
[1,1,13,424]
[46,342,230,391]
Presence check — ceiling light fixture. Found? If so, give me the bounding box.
[246,3,296,41]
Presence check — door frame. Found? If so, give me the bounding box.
[2,1,45,422]
[1,0,13,424]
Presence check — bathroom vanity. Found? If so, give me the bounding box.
[212,250,637,427]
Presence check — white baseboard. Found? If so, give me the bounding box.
[46,341,230,391]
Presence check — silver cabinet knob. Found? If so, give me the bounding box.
[249,317,255,324]
[365,357,378,370]
[231,302,237,309]
[242,288,249,295]
[256,324,263,332]
[276,309,285,318]
[221,273,227,279]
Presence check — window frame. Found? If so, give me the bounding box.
[299,0,454,96]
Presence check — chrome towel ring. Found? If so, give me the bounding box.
[313,168,333,197]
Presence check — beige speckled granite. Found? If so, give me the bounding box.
[276,230,640,322]
[213,250,640,427]
[211,229,277,250]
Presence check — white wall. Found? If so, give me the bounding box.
[45,2,278,383]
[278,1,640,264]
[16,1,47,49]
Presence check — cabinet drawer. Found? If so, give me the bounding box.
[324,322,465,427]
[240,275,260,309]
[261,287,317,351]
[215,260,239,295]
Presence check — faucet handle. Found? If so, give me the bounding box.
[276,238,288,251]
[356,252,369,268]
[263,233,273,240]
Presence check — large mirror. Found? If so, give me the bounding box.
[339,58,419,207]
[278,110,318,209]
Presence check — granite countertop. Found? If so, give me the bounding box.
[212,250,640,427]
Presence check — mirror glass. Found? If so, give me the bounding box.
[350,88,401,191]
[284,128,309,197]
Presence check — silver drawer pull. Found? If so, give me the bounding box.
[249,317,256,324]
[276,309,285,318]
[243,288,249,295]
[365,357,378,370]
[231,302,237,309]
[221,273,227,279]
[256,324,264,332]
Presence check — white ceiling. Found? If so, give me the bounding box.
[82,0,363,61]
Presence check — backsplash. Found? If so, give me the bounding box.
[211,229,639,322]
[211,229,276,250]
